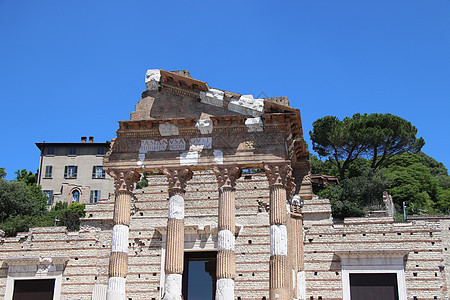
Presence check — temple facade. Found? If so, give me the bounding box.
[0,70,449,300]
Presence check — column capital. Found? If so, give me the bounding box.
[163,167,193,194]
[213,165,241,189]
[108,169,140,193]
[264,163,293,188]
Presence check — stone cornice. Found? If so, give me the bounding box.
[4,255,70,266]
[155,224,244,236]
[335,249,410,259]
[160,69,209,93]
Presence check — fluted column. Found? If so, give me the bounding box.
[213,165,241,300]
[106,169,140,300]
[290,195,305,300]
[264,163,293,300]
[162,167,193,300]
[296,216,305,300]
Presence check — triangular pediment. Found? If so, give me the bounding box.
[130,69,296,121]
[105,69,309,173]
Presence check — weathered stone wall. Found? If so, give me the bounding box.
[1,171,449,300]
[0,171,273,299]
[303,197,448,300]
[440,218,450,300]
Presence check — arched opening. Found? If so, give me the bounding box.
[72,190,80,203]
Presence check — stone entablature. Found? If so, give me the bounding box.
[3,255,69,300]
[4,256,69,275]
[106,115,306,172]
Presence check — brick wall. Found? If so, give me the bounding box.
[1,171,449,300]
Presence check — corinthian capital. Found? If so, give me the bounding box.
[213,165,241,189]
[163,167,193,194]
[108,169,141,193]
[264,163,293,187]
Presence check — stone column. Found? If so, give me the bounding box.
[296,216,305,300]
[213,165,241,300]
[264,163,293,300]
[162,167,193,300]
[106,169,140,300]
[286,179,297,299]
[290,195,305,300]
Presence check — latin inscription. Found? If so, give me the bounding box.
[189,137,212,150]
[140,138,186,153]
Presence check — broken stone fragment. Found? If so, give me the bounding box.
[180,151,199,166]
[195,119,213,134]
[199,88,224,107]
[213,149,223,164]
[159,123,179,136]
[228,94,264,117]
[168,195,184,219]
[145,69,161,91]
[216,278,235,300]
[245,117,264,132]
[270,224,288,256]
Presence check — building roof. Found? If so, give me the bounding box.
[35,141,110,150]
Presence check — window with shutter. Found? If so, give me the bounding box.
[65,166,77,179]
[44,166,52,178]
[90,190,101,203]
[44,190,53,205]
[92,166,105,179]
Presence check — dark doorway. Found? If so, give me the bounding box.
[350,273,399,300]
[13,279,55,300]
[182,251,217,300]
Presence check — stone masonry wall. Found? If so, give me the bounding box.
[1,171,449,300]
[0,171,273,300]
[303,197,448,300]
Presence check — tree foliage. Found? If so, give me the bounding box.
[310,113,424,181]
[0,169,86,236]
[310,115,366,181]
[384,152,448,214]
[361,113,425,169]
[0,179,46,223]
[313,150,450,218]
[317,165,391,219]
[15,169,37,185]
[135,173,149,189]
[55,202,86,231]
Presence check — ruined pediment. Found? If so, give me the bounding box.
[131,69,297,121]
[105,69,309,172]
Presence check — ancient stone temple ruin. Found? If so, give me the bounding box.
[1,69,450,300]
[103,69,310,300]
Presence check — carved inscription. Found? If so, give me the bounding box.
[189,137,212,150]
[140,139,168,152]
[169,139,186,150]
[139,138,186,153]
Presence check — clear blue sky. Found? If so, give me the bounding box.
[1,0,449,180]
